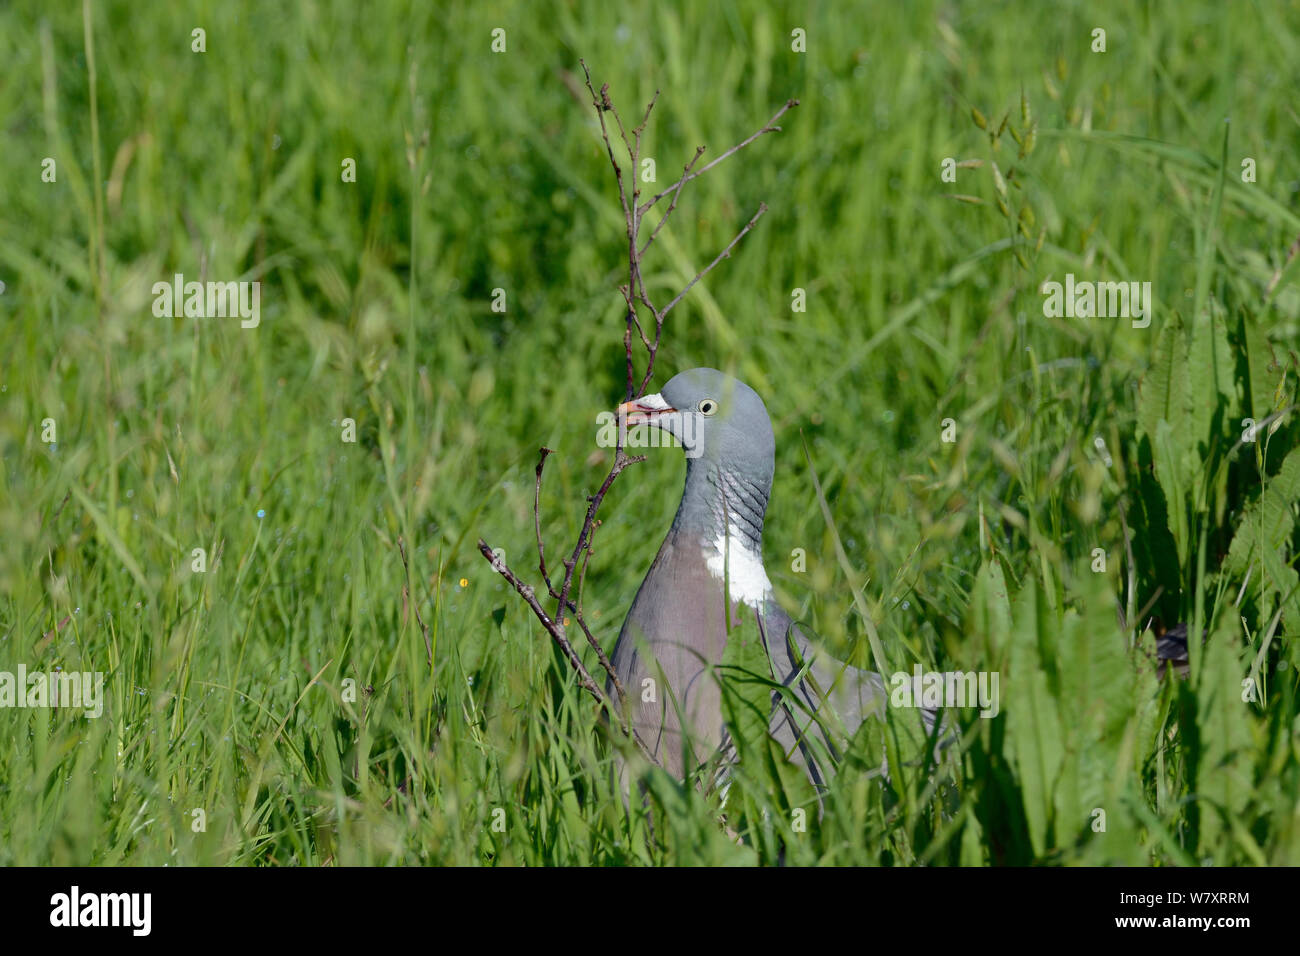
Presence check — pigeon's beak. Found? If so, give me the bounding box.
[617,393,676,426]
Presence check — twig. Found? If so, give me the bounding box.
[477,538,648,758]
[580,61,638,397]
[639,145,706,258]
[662,202,768,318]
[556,449,645,617]
[531,445,629,709]
[579,65,633,229]
[479,64,792,775]
[580,60,791,399]
[478,537,604,700]
[638,203,768,395]
[639,98,799,214]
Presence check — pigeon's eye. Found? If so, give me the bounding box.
[698,398,719,416]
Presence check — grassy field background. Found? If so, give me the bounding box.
[2,0,1299,864]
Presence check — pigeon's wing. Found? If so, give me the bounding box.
[754,600,886,785]
[757,600,951,786]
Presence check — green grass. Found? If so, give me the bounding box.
[2,0,1299,864]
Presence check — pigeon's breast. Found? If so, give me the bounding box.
[610,532,755,772]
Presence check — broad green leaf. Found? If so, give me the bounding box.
[1006,584,1064,858]
[1242,311,1282,427]
[1153,419,1190,562]
[1192,618,1253,860]
[1138,319,1191,448]
[1055,571,1134,855]
[1225,445,1300,577]
[1187,304,1235,465]
[970,557,1013,661]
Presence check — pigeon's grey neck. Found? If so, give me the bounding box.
[674,458,770,554]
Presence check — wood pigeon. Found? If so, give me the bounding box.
[609,368,928,788]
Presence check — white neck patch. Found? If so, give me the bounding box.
[703,528,773,607]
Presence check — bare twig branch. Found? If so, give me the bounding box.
[556,449,645,617]
[478,537,604,697]
[477,538,649,758]
[579,61,633,232]
[580,60,642,397]
[637,202,769,395]
[619,283,651,350]
[531,447,629,709]
[639,98,799,215]
[480,64,791,775]
[639,145,706,259]
[635,89,662,136]
[627,88,660,294]
[662,200,769,320]
[581,61,792,400]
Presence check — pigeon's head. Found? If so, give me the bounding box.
[617,367,774,477]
